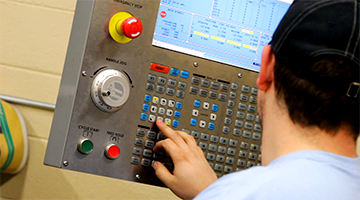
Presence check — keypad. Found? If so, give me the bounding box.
[170,68,180,76]
[218,94,227,101]
[146,83,155,91]
[210,135,219,143]
[229,92,237,99]
[147,131,156,139]
[231,83,239,91]
[191,131,200,139]
[207,153,216,160]
[199,89,208,97]
[137,129,146,137]
[190,87,199,95]
[209,91,218,99]
[168,79,177,87]
[201,80,210,87]
[211,82,220,90]
[135,70,262,178]
[133,147,142,155]
[192,77,200,85]
[208,144,217,152]
[180,71,190,79]
[148,74,157,82]
[201,133,210,141]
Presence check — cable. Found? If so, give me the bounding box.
[0,94,55,111]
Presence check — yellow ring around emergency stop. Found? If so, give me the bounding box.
[109,12,133,44]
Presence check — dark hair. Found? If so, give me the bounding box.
[274,56,359,141]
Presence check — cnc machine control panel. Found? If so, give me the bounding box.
[44,0,292,187]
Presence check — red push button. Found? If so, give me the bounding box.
[122,17,143,39]
[105,144,120,159]
[150,63,169,74]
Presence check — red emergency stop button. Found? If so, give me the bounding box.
[109,12,143,43]
[122,17,143,39]
[105,144,120,159]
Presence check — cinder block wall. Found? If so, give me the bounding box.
[0,0,359,199]
[0,0,178,199]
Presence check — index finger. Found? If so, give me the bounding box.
[156,120,188,149]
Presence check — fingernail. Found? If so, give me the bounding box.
[152,161,158,169]
[157,120,164,125]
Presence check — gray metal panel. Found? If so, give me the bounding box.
[45,0,263,187]
[44,0,96,167]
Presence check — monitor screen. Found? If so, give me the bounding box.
[152,0,293,72]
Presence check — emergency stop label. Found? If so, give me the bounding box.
[113,0,142,9]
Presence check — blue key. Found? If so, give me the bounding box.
[208,123,215,130]
[140,113,148,121]
[142,104,150,111]
[144,95,151,102]
[212,104,219,112]
[176,102,183,109]
[180,71,190,79]
[172,120,179,128]
[174,111,181,118]
[194,100,201,108]
[190,118,197,126]
[170,68,180,76]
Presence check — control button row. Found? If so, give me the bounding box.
[190,118,215,130]
[140,113,179,127]
[143,105,181,118]
[238,103,257,113]
[197,141,258,153]
[134,131,167,146]
[189,87,228,101]
[131,129,173,169]
[241,85,258,95]
[223,127,262,140]
[191,77,258,96]
[149,64,189,79]
[192,109,217,121]
[146,83,186,98]
[234,111,260,123]
[145,95,183,109]
[208,158,260,173]
[148,74,188,89]
[141,95,182,127]
[222,119,261,132]
[193,100,219,111]
[131,156,173,169]
[191,78,237,93]
[190,132,260,150]
[77,139,120,159]
[237,160,258,168]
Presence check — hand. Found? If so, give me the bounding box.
[152,120,218,199]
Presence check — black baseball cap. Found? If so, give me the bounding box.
[271,0,360,98]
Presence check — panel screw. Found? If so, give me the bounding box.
[238,73,242,78]
[63,161,69,166]
[135,174,141,180]
[82,71,87,76]
[193,62,199,67]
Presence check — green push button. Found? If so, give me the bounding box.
[78,139,94,154]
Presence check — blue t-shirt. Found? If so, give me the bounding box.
[195,151,360,200]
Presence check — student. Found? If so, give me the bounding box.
[152,0,360,199]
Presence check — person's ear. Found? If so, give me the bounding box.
[257,45,276,91]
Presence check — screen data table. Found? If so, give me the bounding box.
[153,0,292,72]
